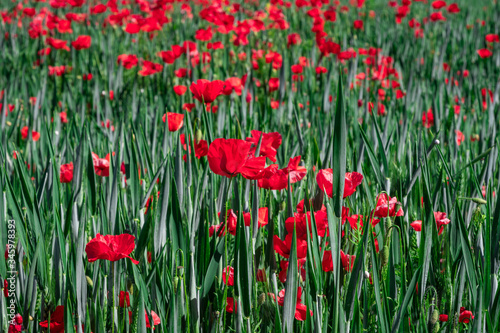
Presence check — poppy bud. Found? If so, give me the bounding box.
[430,309,439,325]
[177,266,184,277]
[432,323,440,333]
[280,201,286,211]
[86,276,93,288]
[472,197,487,205]
[196,129,203,142]
[174,276,179,293]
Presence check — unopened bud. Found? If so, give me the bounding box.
[86,276,93,288]
[430,309,439,325]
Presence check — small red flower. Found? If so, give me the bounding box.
[439,314,448,322]
[459,308,474,323]
[222,266,234,286]
[21,126,40,141]
[119,291,130,308]
[117,54,139,69]
[162,112,184,132]
[85,233,139,264]
[60,162,74,183]
[373,193,404,218]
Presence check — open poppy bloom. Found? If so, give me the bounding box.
[410,220,422,231]
[180,134,208,160]
[243,207,269,228]
[162,112,184,132]
[373,193,404,217]
[190,79,225,104]
[258,156,307,190]
[39,306,64,333]
[434,211,451,235]
[274,234,308,259]
[117,54,139,69]
[85,233,139,264]
[92,152,110,177]
[459,308,474,323]
[209,209,238,237]
[127,310,161,328]
[60,162,74,183]
[71,35,91,50]
[322,250,356,272]
[21,126,41,141]
[477,49,492,58]
[316,170,363,199]
[275,287,312,321]
[207,138,266,179]
[173,85,187,96]
[245,130,282,162]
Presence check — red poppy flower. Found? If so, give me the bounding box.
[209,210,238,237]
[275,287,312,320]
[422,108,434,128]
[477,49,493,59]
[439,314,448,322]
[222,266,234,286]
[39,306,64,333]
[138,60,163,76]
[459,309,474,323]
[85,233,139,264]
[455,130,465,146]
[431,0,446,9]
[60,162,74,183]
[245,130,282,162]
[447,3,460,13]
[243,207,268,228]
[71,35,91,50]
[430,12,446,22]
[190,79,225,104]
[173,85,187,96]
[258,156,307,190]
[195,26,213,41]
[21,126,41,141]
[353,20,363,30]
[322,250,355,272]
[46,37,70,51]
[162,112,184,132]
[410,220,422,231]
[268,78,280,92]
[486,34,499,43]
[316,170,363,199]
[226,297,237,313]
[180,134,208,160]
[90,4,107,14]
[434,212,451,235]
[92,152,110,177]
[274,234,308,259]
[117,54,139,69]
[145,310,161,328]
[207,138,266,179]
[119,291,130,308]
[373,193,404,217]
[222,77,243,96]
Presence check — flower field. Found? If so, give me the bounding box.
[1,0,500,331]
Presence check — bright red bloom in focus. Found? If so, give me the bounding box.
[243,207,269,228]
[85,233,139,264]
[207,138,266,179]
[316,170,363,199]
[71,35,91,50]
[245,130,282,162]
[60,162,74,183]
[190,79,225,104]
[373,193,404,217]
[162,112,184,132]
[39,306,64,333]
[434,211,451,235]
